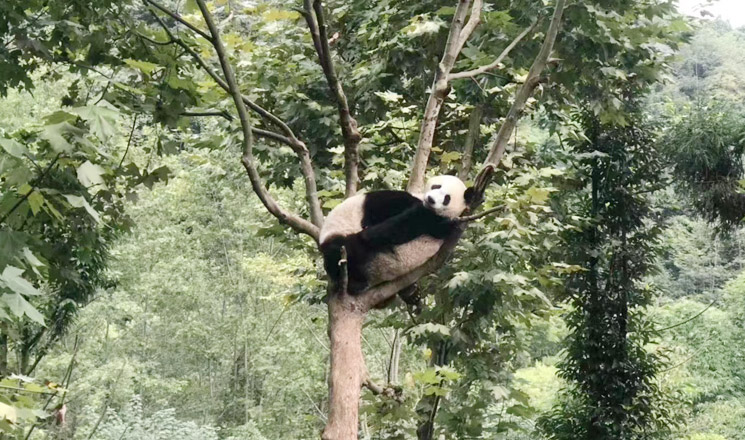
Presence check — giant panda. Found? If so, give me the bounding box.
[319,175,474,294]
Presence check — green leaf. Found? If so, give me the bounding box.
[71,104,119,141]
[76,161,106,192]
[63,194,101,223]
[414,369,440,385]
[526,187,551,204]
[124,59,159,75]
[440,151,461,164]
[407,323,451,337]
[40,122,82,153]
[0,138,27,158]
[27,191,44,216]
[0,266,42,296]
[22,248,44,268]
[1,293,45,325]
[437,367,461,381]
[262,9,300,21]
[0,402,17,423]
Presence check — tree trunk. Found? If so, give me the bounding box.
[0,333,7,376]
[323,294,366,440]
[458,105,483,180]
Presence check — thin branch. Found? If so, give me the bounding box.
[195,0,320,240]
[0,384,57,395]
[406,0,473,194]
[302,388,328,421]
[182,111,307,152]
[449,18,539,81]
[456,205,502,223]
[304,0,361,197]
[118,114,138,168]
[362,378,404,403]
[656,297,717,333]
[134,31,174,46]
[146,4,298,142]
[146,4,323,228]
[0,154,61,225]
[181,110,233,120]
[484,0,566,167]
[144,0,212,41]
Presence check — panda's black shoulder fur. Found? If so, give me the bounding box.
[360,190,421,229]
[359,191,455,248]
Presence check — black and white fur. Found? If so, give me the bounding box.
[319,176,474,294]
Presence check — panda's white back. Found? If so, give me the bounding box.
[319,194,367,244]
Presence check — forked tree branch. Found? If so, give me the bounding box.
[195,0,320,240]
[147,3,324,228]
[471,0,567,198]
[455,0,483,54]
[449,18,540,81]
[407,0,480,194]
[303,0,362,197]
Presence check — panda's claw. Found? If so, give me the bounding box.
[338,259,348,266]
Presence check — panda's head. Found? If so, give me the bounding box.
[423,175,474,219]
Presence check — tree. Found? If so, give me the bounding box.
[540,102,676,439]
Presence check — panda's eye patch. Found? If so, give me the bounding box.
[431,184,442,190]
[443,194,451,206]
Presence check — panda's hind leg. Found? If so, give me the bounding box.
[320,235,370,295]
[320,236,344,283]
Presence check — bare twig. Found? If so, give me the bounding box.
[118,114,138,168]
[449,19,539,81]
[144,0,212,41]
[195,0,320,240]
[303,0,361,197]
[456,205,503,223]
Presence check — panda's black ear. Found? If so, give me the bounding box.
[464,187,476,205]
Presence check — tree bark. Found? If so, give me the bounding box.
[458,105,483,180]
[0,333,7,376]
[323,294,366,440]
